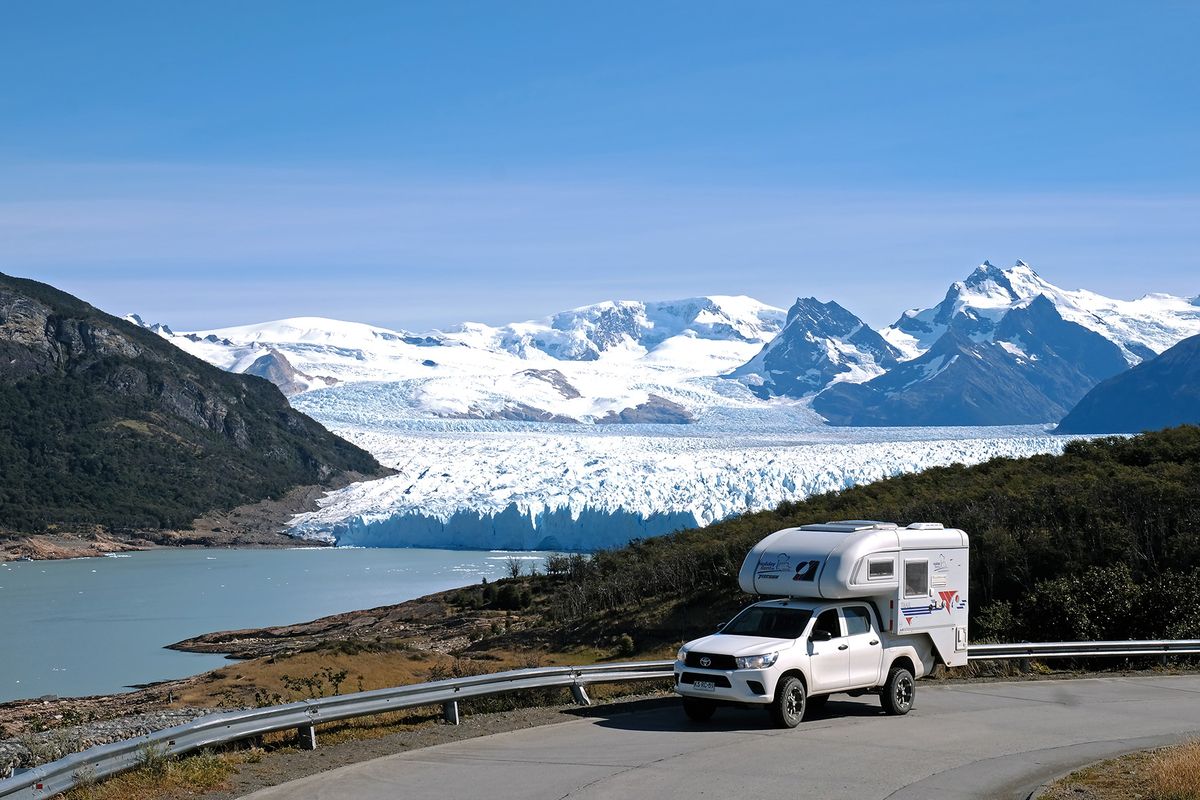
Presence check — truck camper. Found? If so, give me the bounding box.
[674,520,968,728]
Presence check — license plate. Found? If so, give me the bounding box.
[693,680,716,692]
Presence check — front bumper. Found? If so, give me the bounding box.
[673,660,774,704]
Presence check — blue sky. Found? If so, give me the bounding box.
[2,2,1197,330]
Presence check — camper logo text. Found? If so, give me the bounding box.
[755,552,791,580]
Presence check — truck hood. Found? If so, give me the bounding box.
[684,634,797,658]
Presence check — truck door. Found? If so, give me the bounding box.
[807,608,850,693]
[843,605,883,687]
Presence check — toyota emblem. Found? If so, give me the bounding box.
[699,657,712,667]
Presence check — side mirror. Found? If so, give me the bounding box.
[715,621,727,632]
[810,629,833,642]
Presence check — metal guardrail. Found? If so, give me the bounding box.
[5,641,1200,798]
[968,639,1200,659]
[0,661,674,799]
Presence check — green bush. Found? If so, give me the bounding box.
[539,426,1200,646]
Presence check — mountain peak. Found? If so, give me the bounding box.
[123,313,173,337]
[731,297,898,399]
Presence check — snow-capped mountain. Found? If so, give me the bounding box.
[481,296,784,361]
[128,296,787,424]
[128,265,1200,429]
[808,262,1200,426]
[882,261,1200,365]
[814,296,1129,426]
[730,297,901,399]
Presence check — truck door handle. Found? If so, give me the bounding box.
[869,640,879,646]
[837,644,849,650]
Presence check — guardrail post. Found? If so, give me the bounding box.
[570,685,591,706]
[442,701,460,725]
[297,724,317,750]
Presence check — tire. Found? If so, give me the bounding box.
[806,693,829,714]
[682,697,716,722]
[880,666,915,716]
[769,675,806,728]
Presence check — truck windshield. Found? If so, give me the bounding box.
[721,607,813,639]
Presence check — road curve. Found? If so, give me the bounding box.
[242,675,1200,800]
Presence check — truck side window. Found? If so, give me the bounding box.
[904,560,929,598]
[843,606,872,635]
[814,609,841,638]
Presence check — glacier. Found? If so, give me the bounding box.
[117,266,1193,551]
[286,411,1074,551]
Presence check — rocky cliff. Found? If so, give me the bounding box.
[0,273,384,534]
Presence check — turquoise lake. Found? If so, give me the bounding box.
[0,547,551,703]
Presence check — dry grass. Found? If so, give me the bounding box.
[63,747,257,800]
[1042,741,1200,800]
[1149,740,1200,800]
[172,641,644,709]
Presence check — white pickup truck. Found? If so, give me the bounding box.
[673,521,969,728]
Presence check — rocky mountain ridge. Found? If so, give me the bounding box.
[0,273,385,535]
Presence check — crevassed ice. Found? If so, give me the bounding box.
[287,415,1071,551]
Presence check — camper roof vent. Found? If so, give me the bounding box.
[800,520,898,533]
[906,522,945,531]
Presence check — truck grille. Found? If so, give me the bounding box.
[684,652,736,670]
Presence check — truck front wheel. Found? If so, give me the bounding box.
[880,666,915,715]
[682,697,716,722]
[769,676,806,728]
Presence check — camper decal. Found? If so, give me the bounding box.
[793,560,820,582]
[755,554,819,582]
[937,590,959,614]
[901,590,966,624]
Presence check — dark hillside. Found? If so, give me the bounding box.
[0,273,384,533]
[520,426,1200,648]
[1057,333,1200,434]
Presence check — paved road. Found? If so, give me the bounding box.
[243,676,1200,800]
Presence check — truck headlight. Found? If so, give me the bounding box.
[735,652,779,670]
[676,646,688,662]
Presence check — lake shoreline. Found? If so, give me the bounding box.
[0,471,380,562]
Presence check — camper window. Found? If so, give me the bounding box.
[904,560,929,598]
[867,558,894,581]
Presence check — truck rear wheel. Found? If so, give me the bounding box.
[682,697,716,722]
[880,666,915,715]
[769,676,806,728]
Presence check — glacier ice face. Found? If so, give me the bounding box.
[286,413,1074,551]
